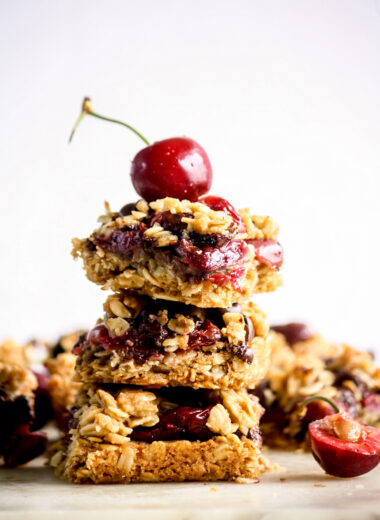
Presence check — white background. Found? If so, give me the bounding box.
[0,0,379,353]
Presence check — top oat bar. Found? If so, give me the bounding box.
[72,197,283,307]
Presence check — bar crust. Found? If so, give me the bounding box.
[51,434,269,483]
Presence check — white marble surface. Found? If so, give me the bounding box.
[1,449,379,519]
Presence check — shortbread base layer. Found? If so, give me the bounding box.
[50,434,269,484]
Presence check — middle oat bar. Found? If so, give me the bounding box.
[74,290,270,389]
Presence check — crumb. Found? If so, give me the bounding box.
[235,477,259,484]
[280,478,286,482]
[314,484,326,487]
[209,487,219,492]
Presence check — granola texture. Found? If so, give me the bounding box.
[72,197,282,307]
[257,328,380,449]
[75,293,271,389]
[46,353,81,428]
[71,385,263,440]
[50,385,267,483]
[0,338,49,370]
[0,361,37,401]
[51,435,268,483]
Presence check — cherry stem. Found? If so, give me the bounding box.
[298,395,340,414]
[69,97,150,146]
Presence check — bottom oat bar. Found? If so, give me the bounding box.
[253,323,380,449]
[50,384,269,483]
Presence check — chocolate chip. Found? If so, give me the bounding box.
[119,202,137,217]
[272,322,312,345]
[231,342,253,363]
[206,303,243,330]
[244,315,255,343]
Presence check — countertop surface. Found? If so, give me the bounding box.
[1,449,379,520]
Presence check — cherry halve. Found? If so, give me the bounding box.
[301,396,380,478]
[131,137,212,202]
[69,98,213,202]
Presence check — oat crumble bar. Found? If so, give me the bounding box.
[74,291,271,389]
[253,324,380,449]
[50,384,268,483]
[46,352,81,430]
[72,198,283,307]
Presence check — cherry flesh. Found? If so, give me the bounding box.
[131,137,212,202]
[309,413,380,478]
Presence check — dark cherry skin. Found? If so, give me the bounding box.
[302,399,338,424]
[31,369,54,431]
[131,137,212,202]
[3,425,47,468]
[272,322,312,345]
[201,195,246,232]
[309,413,380,478]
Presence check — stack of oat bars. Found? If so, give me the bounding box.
[50,194,283,483]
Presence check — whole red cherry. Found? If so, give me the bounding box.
[69,99,212,202]
[301,396,380,478]
[131,137,212,202]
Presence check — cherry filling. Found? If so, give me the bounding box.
[77,323,164,364]
[75,301,255,364]
[91,205,283,290]
[247,239,284,270]
[130,405,214,442]
[174,239,248,281]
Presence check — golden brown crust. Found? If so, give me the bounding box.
[50,434,269,484]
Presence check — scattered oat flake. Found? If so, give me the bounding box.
[209,487,219,492]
